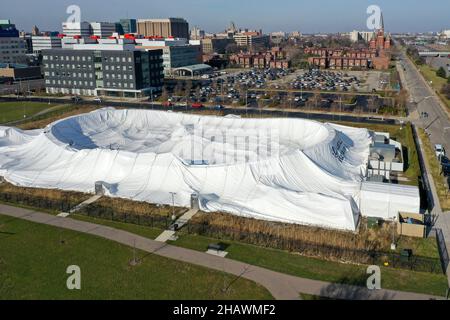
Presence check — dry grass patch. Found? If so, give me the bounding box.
[0,183,88,203]
[190,211,393,252]
[17,105,100,130]
[85,196,187,218]
[0,182,90,213]
[418,128,450,210]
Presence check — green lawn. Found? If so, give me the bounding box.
[0,214,272,300]
[0,101,63,124]
[69,212,447,296]
[169,233,447,297]
[396,236,440,259]
[73,213,163,240]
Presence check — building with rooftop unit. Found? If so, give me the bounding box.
[135,37,200,75]
[137,18,189,39]
[42,39,164,97]
[0,19,27,64]
[31,36,62,53]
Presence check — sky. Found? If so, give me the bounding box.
[3,0,450,34]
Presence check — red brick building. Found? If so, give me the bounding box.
[230,47,290,69]
[306,16,392,70]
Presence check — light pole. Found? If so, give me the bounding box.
[169,192,177,221]
[150,88,154,110]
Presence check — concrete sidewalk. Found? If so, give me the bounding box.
[0,203,442,300]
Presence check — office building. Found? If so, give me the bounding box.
[62,22,92,37]
[233,31,269,48]
[136,38,200,75]
[32,36,62,53]
[137,18,189,39]
[118,19,137,34]
[200,37,233,54]
[0,19,28,64]
[61,36,98,49]
[62,21,116,38]
[90,22,116,37]
[42,40,164,97]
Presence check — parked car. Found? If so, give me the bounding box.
[162,101,173,107]
[442,157,450,176]
[94,97,102,103]
[71,96,82,102]
[191,103,203,109]
[435,144,445,159]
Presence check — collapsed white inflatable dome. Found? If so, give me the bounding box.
[0,108,373,231]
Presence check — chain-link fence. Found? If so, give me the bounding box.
[183,221,442,274]
[0,192,442,274]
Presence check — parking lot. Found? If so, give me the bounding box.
[289,69,361,92]
[162,75,386,114]
[164,68,293,105]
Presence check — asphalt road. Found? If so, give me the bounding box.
[0,95,398,126]
[400,51,450,153]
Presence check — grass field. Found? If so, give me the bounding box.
[418,128,450,211]
[0,214,272,300]
[168,233,447,297]
[0,101,64,124]
[416,64,450,111]
[73,214,163,240]
[68,213,447,297]
[17,104,100,130]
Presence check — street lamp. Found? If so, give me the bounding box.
[150,88,154,110]
[169,192,177,221]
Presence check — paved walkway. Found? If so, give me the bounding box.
[65,195,102,215]
[0,204,442,300]
[155,208,199,242]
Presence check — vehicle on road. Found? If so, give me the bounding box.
[163,101,173,107]
[192,103,203,109]
[94,97,102,103]
[435,144,446,159]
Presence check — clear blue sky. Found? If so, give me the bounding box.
[3,0,449,33]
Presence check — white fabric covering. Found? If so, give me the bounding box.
[0,108,398,231]
[359,182,420,220]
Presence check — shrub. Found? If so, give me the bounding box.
[436,67,447,79]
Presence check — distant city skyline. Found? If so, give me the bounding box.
[3,0,450,34]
